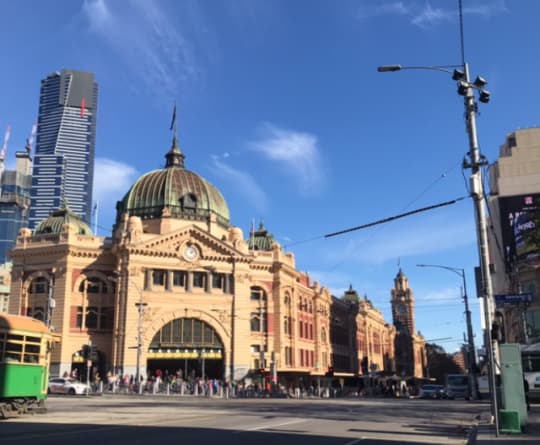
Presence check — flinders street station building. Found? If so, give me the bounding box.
[7,134,426,384]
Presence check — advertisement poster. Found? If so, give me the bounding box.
[499,193,540,266]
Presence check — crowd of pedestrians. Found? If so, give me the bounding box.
[81,367,418,400]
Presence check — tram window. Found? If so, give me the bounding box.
[7,334,23,341]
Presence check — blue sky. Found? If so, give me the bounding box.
[1,0,538,354]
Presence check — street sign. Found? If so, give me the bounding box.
[494,293,533,307]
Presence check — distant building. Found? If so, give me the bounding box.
[29,69,98,229]
[0,262,11,313]
[391,269,426,377]
[487,127,540,343]
[0,150,32,262]
[330,286,397,377]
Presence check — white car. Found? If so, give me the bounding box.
[48,378,90,395]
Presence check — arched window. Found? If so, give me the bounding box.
[79,277,107,293]
[29,277,49,294]
[250,286,266,301]
[284,317,289,335]
[284,293,290,306]
[308,302,313,313]
[250,315,260,332]
[321,327,327,343]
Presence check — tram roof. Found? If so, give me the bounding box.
[0,314,50,334]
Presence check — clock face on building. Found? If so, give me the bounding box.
[183,245,198,261]
[399,304,407,314]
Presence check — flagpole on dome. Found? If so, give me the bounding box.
[93,201,99,236]
[249,218,255,251]
[170,101,177,146]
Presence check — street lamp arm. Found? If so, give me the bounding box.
[416,263,464,279]
[377,64,463,75]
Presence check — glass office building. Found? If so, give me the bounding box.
[0,151,32,262]
[29,69,98,229]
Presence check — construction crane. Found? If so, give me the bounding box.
[25,121,37,154]
[0,124,10,162]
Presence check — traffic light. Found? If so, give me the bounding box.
[258,368,265,378]
[325,366,334,377]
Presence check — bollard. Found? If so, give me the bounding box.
[219,386,223,398]
[181,382,184,396]
[195,383,199,396]
[99,381,103,394]
[167,383,170,395]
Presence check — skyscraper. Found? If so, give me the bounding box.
[28,69,98,229]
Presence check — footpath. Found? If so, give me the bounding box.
[468,404,539,444]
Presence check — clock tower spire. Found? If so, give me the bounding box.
[391,268,415,336]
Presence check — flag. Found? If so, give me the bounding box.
[170,102,176,131]
[80,97,86,118]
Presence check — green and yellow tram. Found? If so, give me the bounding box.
[0,313,54,418]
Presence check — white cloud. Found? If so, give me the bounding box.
[209,155,268,213]
[83,0,199,98]
[93,158,138,208]
[248,123,326,196]
[411,4,454,27]
[357,1,507,27]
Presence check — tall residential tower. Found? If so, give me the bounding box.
[28,69,98,229]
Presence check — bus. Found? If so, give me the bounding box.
[445,373,469,399]
[0,314,54,418]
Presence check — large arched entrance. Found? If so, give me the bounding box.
[147,318,224,380]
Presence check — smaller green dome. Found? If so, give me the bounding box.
[247,221,275,251]
[34,202,92,236]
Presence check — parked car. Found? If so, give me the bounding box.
[48,377,90,395]
[419,384,449,399]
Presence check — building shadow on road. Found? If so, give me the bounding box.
[2,421,471,445]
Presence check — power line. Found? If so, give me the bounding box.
[325,196,467,239]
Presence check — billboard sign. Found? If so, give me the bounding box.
[498,194,540,266]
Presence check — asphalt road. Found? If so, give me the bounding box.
[0,395,486,444]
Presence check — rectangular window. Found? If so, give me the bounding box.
[85,307,98,329]
[76,306,83,328]
[212,274,223,289]
[193,272,205,288]
[173,271,185,287]
[153,270,166,286]
[250,345,260,353]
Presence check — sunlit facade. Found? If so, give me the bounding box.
[9,133,424,382]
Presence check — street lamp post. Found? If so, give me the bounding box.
[109,273,146,393]
[417,264,478,400]
[379,62,499,435]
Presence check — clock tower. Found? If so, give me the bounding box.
[391,268,415,336]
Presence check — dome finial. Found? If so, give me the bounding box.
[165,101,185,168]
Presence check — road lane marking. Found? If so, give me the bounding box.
[344,440,365,445]
[233,418,306,433]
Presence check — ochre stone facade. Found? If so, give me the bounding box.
[8,137,425,382]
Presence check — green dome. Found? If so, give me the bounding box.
[34,202,92,236]
[116,138,230,226]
